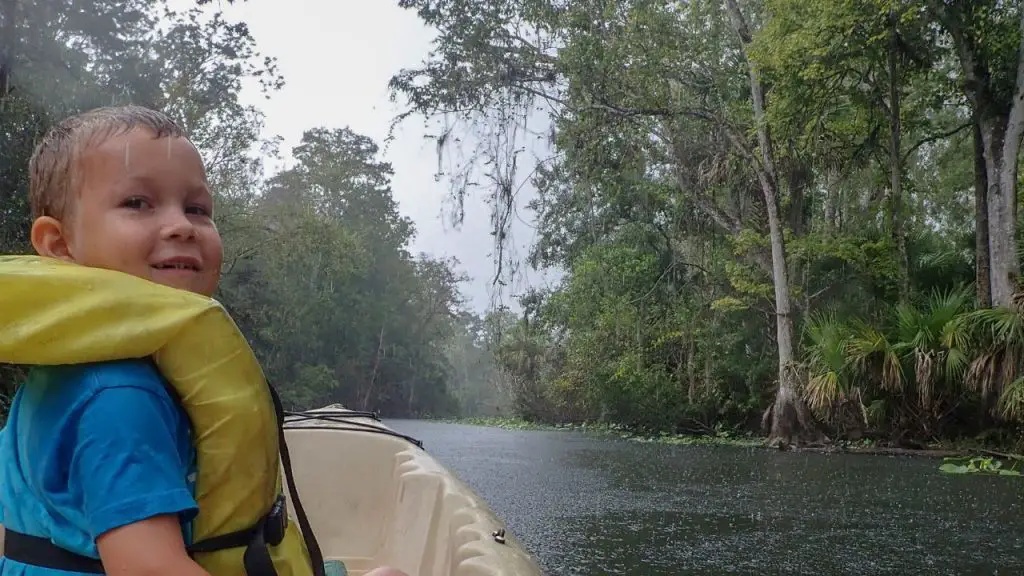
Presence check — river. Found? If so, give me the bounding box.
[384,420,1023,576]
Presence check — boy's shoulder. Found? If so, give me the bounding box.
[21,358,173,413]
[34,357,161,385]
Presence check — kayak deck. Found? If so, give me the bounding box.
[282,406,542,576]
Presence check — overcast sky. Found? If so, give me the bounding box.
[191,0,560,314]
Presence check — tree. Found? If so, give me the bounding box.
[223,126,466,416]
[928,0,1024,308]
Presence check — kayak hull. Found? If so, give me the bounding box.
[281,406,542,576]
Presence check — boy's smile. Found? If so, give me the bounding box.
[30,127,223,296]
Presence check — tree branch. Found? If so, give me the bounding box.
[725,0,780,197]
[628,259,712,305]
[901,122,972,164]
[674,173,743,235]
[927,0,992,113]
[726,0,754,43]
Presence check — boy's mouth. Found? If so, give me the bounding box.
[152,257,201,271]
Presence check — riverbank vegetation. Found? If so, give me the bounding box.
[390,0,1024,450]
[429,415,768,448]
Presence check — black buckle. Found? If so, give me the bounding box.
[264,494,288,546]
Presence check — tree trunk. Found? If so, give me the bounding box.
[703,340,713,397]
[974,118,992,308]
[725,0,818,447]
[408,364,416,415]
[786,156,810,237]
[980,116,1022,308]
[687,334,696,404]
[360,322,387,411]
[986,7,1024,307]
[823,163,840,235]
[762,179,814,446]
[935,1,1024,307]
[888,11,910,303]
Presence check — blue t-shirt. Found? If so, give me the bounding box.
[0,360,198,575]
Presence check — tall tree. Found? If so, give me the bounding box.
[723,0,815,445]
[928,0,1024,308]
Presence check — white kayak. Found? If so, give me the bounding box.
[281,406,543,576]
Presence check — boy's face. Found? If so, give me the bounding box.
[31,128,223,296]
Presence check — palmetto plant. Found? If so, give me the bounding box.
[962,290,1024,422]
[891,287,973,420]
[802,287,975,438]
[802,310,860,424]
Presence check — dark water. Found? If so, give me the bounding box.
[384,420,1024,576]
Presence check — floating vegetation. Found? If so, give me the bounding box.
[939,454,1023,477]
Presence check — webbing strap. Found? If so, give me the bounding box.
[3,530,105,574]
[2,506,283,576]
[172,380,326,576]
[268,384,326,576]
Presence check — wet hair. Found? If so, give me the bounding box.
[28,105,186,220]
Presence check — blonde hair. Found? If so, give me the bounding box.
[28,105,186,220]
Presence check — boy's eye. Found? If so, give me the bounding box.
[121,197,150,210]
[186,205,212,217]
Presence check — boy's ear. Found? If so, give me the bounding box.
[30,216,75,262]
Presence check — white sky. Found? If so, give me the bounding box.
[186,0,561,314]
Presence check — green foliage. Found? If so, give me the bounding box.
[389,0,1024,449]
[940,454,1023,477]
[211,127,475,415]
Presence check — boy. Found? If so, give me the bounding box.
[0,106,406,576]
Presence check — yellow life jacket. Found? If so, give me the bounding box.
[0,255,322,576]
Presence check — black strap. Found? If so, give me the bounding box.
[3,379,327,576]
[269,384,326,576]
[3,530,105,574]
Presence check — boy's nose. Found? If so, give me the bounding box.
[161,210,197,240]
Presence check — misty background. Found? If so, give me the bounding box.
[194,0,560,314]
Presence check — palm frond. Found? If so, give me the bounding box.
[966,350,1001,399]
[941,312,973,355]
[943,346,969,385]
[846,320,904,393]
[997,377,1024,422]
[803,309,850,374]
[968,307,1024,347]
[805,371,841,420]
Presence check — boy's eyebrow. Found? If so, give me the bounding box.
[116,174,212,198]
[111,173,154,191]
